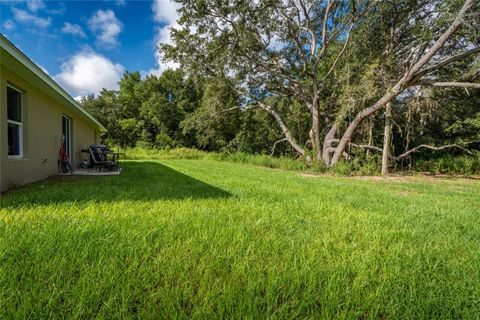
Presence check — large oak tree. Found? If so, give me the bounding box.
[161,0,479,166]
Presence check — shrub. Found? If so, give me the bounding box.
[415,155,480,175]
[332,161,355,176]
[125,147,208,160]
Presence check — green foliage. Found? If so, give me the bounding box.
[118,71,142,119]
[2,160,480,318]
[332,152,381,176]
[180,77,241,151]
[80,1,480,173]
[118,118,140,147]
[446,112,480,142]
[332,160,356,176]
[81,70,203,148]
[125,147,208,160]
[124,147,480,176]
[81,89,124,145]
[233,107,285,155]
[154,132,176,149]
[211,152,310,171]
[415,155,480,175]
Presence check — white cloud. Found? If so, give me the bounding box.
[61,22,87,38]
[152,0,180,25]
[27,0,45,12]
[2,19,15,31]
[147,0,181,76]
[88,9,123,48]
[12,8,51,28]
[54,49,125,96]
[146,26,179,76]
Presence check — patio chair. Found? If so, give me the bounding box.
[88,146,117,172]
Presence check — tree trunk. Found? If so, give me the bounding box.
[310,107,322,163]
[322,124,337,165]
[366,117,373,157]
[330,89,399,166]
[257,102,309,162]
[381,102,392,176]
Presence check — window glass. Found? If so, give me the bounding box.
[7,86,22,122]
[8,123,21,156]
[7,86,23,156]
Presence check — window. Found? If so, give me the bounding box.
[62,115,72,161]
[7,85,23,157]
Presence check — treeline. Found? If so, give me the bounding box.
[81,0,480,173]
[81,70,294,154]
[81,67,479,169]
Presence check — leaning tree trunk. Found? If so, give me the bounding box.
[256,101,310,162]
[322,124,338,165]
[381,102,392,176]
[329,0,474,167]
[330,90,399,166]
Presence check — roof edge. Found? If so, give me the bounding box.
[0,34,107,131]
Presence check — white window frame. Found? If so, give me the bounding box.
[7,84,23,159]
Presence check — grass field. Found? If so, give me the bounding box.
[1,160,480,319]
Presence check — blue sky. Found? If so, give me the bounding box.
[1,0,180,97]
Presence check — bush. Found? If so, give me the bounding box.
[415,154,480,175]
[154,132,176,149]
[332,161,355,176]
[125,147,208,160]
[210,152,310,171]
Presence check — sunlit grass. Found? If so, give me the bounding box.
[1,160,479,318]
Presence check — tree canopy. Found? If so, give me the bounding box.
[82,0,479,174]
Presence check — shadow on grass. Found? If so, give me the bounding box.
[1,161,231,208]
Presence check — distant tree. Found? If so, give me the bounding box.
[118,71,143,119]
[118,118,141,148]
[81,89,130,146]
[181,76,241,151]
[234,107,286,155]
[138,69,203,147]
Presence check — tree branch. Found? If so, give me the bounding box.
[239,88,308,159]
[257,100,307,158]
[416,80,480,89]
[323,23,355,80]
[394,144,473,160]
[269,138,288,157]
[414,47,480,79]
[221,105,256,113]
[328,142,473,161]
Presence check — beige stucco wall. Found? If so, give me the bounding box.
[0,66,100,192]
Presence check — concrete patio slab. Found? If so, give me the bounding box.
[59,168,122,176]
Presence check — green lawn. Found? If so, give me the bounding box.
[1,160,479,319]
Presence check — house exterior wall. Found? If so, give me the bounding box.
[0,66,100,192]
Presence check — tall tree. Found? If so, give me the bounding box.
[330,0,479,165]
[162,0,479,166]
[181,76,241,150]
